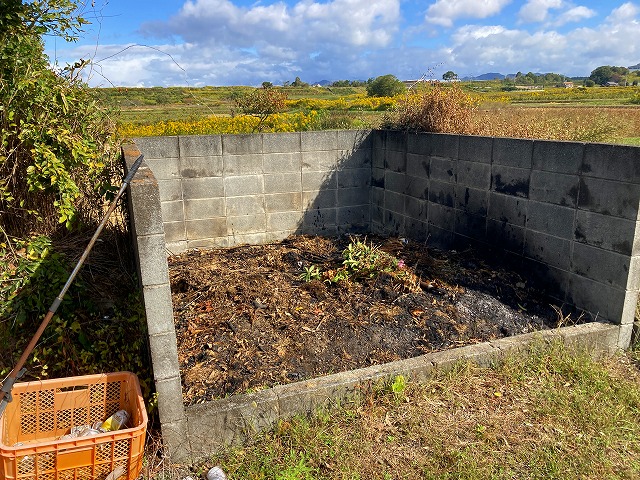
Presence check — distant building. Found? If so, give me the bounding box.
[563,81,574,88]
[606,81,619,87]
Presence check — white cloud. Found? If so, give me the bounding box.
[425,0,511,27]
[518,0,563,23]
[605,2,640,23]
[552,6,596,26]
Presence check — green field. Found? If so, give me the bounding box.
[99,83,640,144]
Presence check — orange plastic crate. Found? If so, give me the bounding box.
[0,372,147,480]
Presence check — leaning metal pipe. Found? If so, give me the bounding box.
[0,154,145,418]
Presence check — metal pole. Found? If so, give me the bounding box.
[0,154,145,418]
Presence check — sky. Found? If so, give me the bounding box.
[44,0,640,87]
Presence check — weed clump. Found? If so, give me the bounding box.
[383,83,479,134]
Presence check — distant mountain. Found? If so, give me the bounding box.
[462,72,505,81]
[629,63,640,70]
[314,80,331,86]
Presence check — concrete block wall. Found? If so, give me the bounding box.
[372,131,640,347]
[134,131,372,253]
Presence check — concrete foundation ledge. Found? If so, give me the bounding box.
[183,321,619,461]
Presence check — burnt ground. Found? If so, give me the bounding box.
[169,235,565,405]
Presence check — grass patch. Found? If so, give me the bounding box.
[178,343,640,479]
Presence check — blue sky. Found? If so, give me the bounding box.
[45,0,640,87]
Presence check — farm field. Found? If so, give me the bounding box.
[99,83,640,144]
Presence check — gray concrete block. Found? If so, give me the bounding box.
[179,135,222,157]
[263,152,302,173]
[455,186,488,216]
[157,179,183,202]
[149,331,181,381]
[407,132,431,155]
[529,170,579,207]
[136,233,170,286]
[571,243,633,289]
[186,237,228,249]
[224,175,263,196]
[371,202,384,225]
[180,156,223,178]
[457,160,491,189]
[337,206,369,228]
[161,200,184,223]
[566,274,626,322]
[406,176,430,200]
[405,196,427,220]
[532,140,583,174]
[264,172,302,194]
[337,168,371,188]
[406,153,430,179]
[574,210,639,255]
[427,224,454,248]
[129,177,165,236]
[337,130,372,150]
[184,198,225,219]
[303,189,337,209]
[224,153,264,176]
[622,290,640,325]
[145,157,180,180]
[338,147,372,169]
[492,137,533,168]
[163,221,186,244]
[491,164,530,198]
[227,214,266,235]
[526,201,574,239]
[385,170,408,195]
[582,143,640,182]
[430,157,456,183]
[267,211,303,231]
[265,192,302,213]
[384,150,406,172]
[372,148,385,169]
[488,192,527,226]
[520,258,568,297]
[135,136,179,158]
[303,208,337,229]
[455,211,487,241]
[524,230,570,270]
[302,170,337,191]
[301,150,338,171]
[165,240,187,255]
[222,134,263,155]
[143,283,176,336]
[372,168,385,189]
[428,180,455,207]
[339,187,370,206]
[428,203,455,232]
[486,219,525,254]
[385,190,405,215]
[229,232,269,246]
[427,133,459,159]
[618,323,633,349]
[578,177,640,220]
[301,130,338,151]
[154,375,186,424]
[266,230,295,243]
[183,177,224,199]
[160,420,191,462]
[226,195,265,216]
[263,132,301,153]
[384,130,407,152]
[404,218,429,242]
[186,218,227,240]
[459,135,492,163]
[384,210,405,235]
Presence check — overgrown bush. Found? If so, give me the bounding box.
[384,83,479,133]
[233,87,287,132]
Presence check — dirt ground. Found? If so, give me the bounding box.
[169,235,564,405]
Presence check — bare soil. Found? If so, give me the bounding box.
[169,235,562,405]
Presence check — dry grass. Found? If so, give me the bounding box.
[146,342,640,479]
[471,106,640,143]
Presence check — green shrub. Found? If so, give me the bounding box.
[367,74,406,97]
